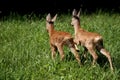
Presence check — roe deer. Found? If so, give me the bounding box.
[46,13,81,65]
[71,9,113,71]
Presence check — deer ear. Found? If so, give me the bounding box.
[46,13,51,21]
[52,14,57,22]
[77,8,81,17]
[72,9,77,16]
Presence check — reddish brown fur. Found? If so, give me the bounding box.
[46,13,81,65]
[71,9,113,71]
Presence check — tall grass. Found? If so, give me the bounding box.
[0,12,120,80]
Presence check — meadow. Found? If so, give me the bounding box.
[0,12,120,80]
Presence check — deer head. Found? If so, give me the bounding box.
[71,9,81,26]
[46,13,57,32]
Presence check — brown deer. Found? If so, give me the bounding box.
[71,9,113,71]
[46,13,81,65]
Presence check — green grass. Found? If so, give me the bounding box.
[0,12,120,80]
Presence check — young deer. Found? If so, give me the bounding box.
[71,9,113,71]
[46,13,81,65]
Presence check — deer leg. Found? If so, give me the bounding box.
[50,45,57,60]
[70,47,82,65]
[74,39,80,52]
[96,42,114,71]
[83,47,88,58]
[75,44,80,52]
[87,47,98,65]
[67,39,81,65]
[100,48,114,71]
[57,45,65,61]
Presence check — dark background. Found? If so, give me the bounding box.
[0,0,120,16]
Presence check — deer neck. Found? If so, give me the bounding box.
[48,26,55,37]
[74,23,81,35]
